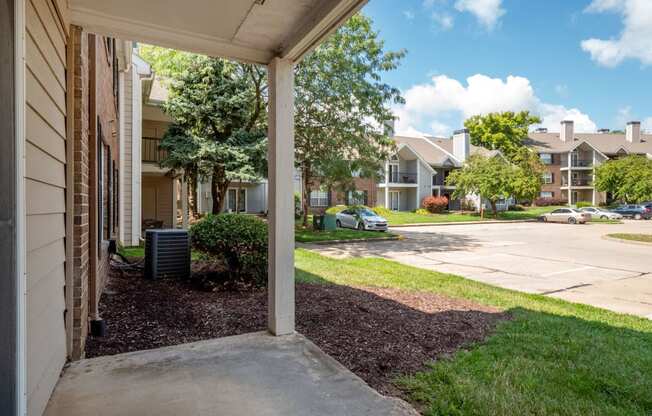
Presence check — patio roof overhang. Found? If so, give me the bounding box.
[67,0,368,64]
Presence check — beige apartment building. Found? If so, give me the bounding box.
[526,120,652,205]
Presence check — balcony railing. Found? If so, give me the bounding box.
[142,137,168,163]
[571,159,593,168]
[387,172,417,184]
[562,178,593,187]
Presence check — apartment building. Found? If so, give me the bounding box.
[525,120,652,205]
[377,130,502,211]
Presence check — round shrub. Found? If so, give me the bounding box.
[422,195,449,213]
[372,206,391,217]
[415,208,430,215]
[325,205,348,215]
[190,214,267,286]
[534,197,568,207]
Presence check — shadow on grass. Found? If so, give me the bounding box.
[399,306,652,416]
[307,232,482,258]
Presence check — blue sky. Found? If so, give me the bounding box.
[361,0,652,136]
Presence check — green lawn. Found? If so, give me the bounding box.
[382,206,564,225]
[607,233,652,243]
[295,249,652,416]
[295,226,396,243]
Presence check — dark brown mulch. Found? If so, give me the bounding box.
[85,263,507,396]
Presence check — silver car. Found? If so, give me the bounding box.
[541,208,589,224]
[336,208,388,231]
[579,207,623,220]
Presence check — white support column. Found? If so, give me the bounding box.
[171,177,178,228]
[384,161,389,208]
[592,150,597,206]
[567,152,572,206]
[267,57,295,336]
[181,178,189,229]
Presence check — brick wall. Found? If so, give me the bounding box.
[308,177,378,214]
[541,153,563,199]
[69,27,120,359]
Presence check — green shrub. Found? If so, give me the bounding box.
[325,205,347,215]
[576,201,592,208]
[415,208,431,215]
[372,206,391,216]
[508,204,525,211]
[190,214,267,286]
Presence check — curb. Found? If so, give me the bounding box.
[297,235,401,246]
[602,235,652,247]
[389,219,536,228]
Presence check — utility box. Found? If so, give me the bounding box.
[144,229,191,280]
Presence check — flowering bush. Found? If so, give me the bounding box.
[534,197,568,207]
[422,195,449,213]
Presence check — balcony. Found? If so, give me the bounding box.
[142,137,168,163]
[562,178,593,187]
[386,171,417,184]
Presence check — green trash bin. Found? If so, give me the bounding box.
[312,214,325,230]
[323,214,337,231]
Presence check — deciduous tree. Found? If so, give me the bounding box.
[294,14,405,226]
[464,111,541,160]
[595,155,652,203]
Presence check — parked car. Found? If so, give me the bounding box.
[611,204,652,220]
[336,208,388,231]
[540,208,590,224]
[579,207,623,220]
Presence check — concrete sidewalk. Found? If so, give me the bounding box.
[45,332,417,416]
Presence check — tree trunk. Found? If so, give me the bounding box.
[490,200,498,218]
[210,166,229,214]
[210,170,220,215]
[302,165,311,228]
[189,173,198,217]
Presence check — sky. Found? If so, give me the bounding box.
[361,0,652,137]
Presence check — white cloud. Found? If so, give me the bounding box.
[432,12,455,30]
[581,0,652,67]
[393,74,597,137]
[615,106,633,126]
[454,0,505,30]
[403,10,416,20]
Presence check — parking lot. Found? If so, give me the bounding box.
[308,221,652,319]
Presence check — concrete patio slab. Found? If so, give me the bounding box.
[45,332,417,416]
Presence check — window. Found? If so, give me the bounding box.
[226,188,246,212]
[540,153,552,165]
[310,190,329,207]
[238,188,246,212]
[389,191,400,211]
[388,163,399,183]
[542,172,553,184]
[347,190,368,206]
[540,191,553,198]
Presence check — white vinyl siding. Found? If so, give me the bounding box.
[25,1,68,415]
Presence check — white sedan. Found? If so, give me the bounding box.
[579,207,623,220]
[336,208,388,231]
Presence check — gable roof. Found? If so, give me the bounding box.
[393,135,502,168]
[524,132,652,155]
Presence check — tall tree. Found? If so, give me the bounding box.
[294,14,405,226]
[162,57,267,213]
[446,154,541,217]
[595,155,652,203]
[464,111,541,160]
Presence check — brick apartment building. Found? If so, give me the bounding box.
[525,120,652,205]
[69,27,126,359]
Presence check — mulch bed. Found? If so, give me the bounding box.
[85,262,507,396]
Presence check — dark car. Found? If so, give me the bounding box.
[611,204,652,220]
